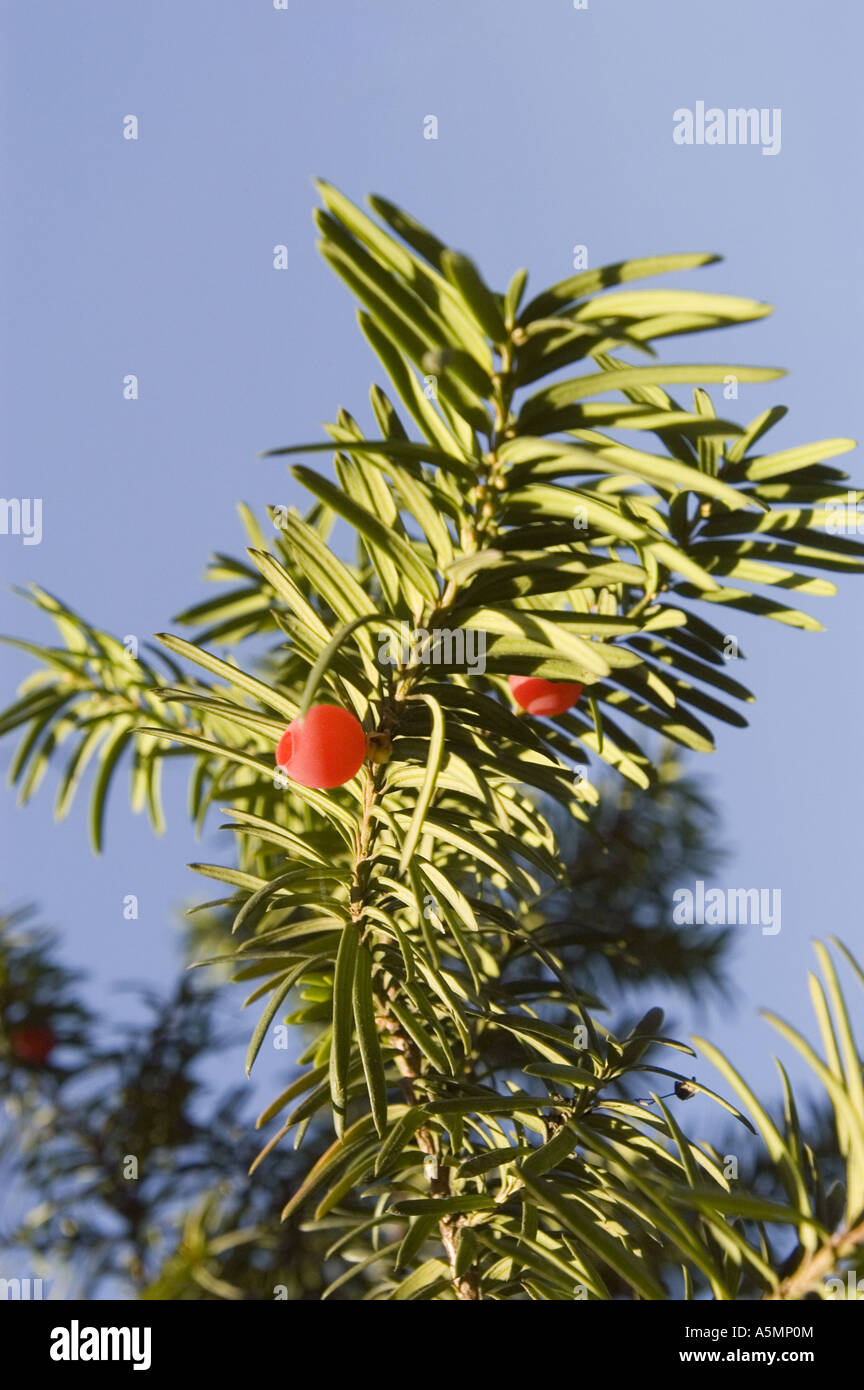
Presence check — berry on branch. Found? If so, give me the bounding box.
[9,1024,56,1065]
[508,675,583,717]
[276,705,367,789]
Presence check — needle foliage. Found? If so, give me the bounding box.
[3,187,864,1300]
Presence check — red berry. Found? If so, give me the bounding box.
[10,1025,55,1065]
[508,675,582,717]
[276,705,367,789]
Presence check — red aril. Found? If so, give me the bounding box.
[508,675,582,717]
[10,1025,56,1065]
[276,705,367,789]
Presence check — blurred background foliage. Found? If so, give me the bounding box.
[0,760,854,1300]
[1,755,733,1300]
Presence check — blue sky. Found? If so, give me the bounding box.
[1,0,862,1133]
